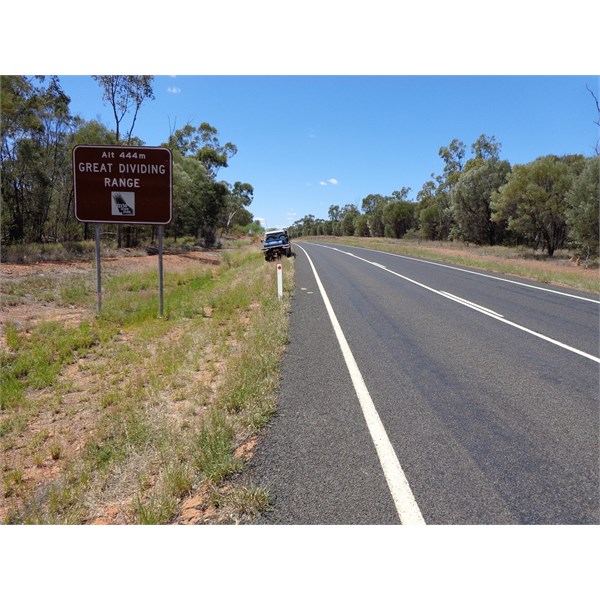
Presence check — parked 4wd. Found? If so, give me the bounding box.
[261,229,292,261]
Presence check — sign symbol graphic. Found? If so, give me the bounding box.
[111,191,135,216]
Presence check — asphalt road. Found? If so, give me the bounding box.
[248,241,600,524]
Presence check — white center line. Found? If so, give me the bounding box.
[317,242,600,304]
[323,245,600,364]
[439,291,504,318]
[296,244,426,525]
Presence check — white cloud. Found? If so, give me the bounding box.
[319,178,339,186]
[167,86,182,94]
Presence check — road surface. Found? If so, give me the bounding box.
[248,241,599,524]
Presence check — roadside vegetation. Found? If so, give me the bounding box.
[1,245,293,524]
[288,136,599,273]
[1,75,291,525]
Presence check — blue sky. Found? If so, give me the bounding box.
[58,75,599,230]
[3,3,598,230]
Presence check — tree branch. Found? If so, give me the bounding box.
[586,84,600,155]
[587,84,600,126]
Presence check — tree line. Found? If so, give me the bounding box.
[0,75,260,249]
[288,134,599,260]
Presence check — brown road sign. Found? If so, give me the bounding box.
[73,145,172,224]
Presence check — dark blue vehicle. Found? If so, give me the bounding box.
[262,229,292,261]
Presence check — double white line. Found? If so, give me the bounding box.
[326,245,600,365]
[438,290,504,318]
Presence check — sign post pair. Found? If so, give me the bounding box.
[72,145,173,317]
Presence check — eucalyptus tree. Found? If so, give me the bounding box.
[302,214,317,236]
[195,122,238,179]
[165,123,244,246]
[360,194,388,237]
[416,178,452,241]
[328,204,341,235]
[169,149,207,241]
[411,138,467,242]
[354,214,370,237]
[438,138,466,190]
[450,135,510,245]
[368,200,388,237]
[361,193,387,214]
[339,204,360,236]
[491,155,584,256]
[92,76,154,144]
[383,199,416,238]
[322,220,334,235]
[1,75,74,243]
[565,156,598,260]
[328,205,341,222]
[392,187,412,202]
[223,181,254,233]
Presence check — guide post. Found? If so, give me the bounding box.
[277,263,283,300]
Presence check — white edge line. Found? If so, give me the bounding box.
[296,244,426,525]
[311,242,600,305]
[318,244,600,365]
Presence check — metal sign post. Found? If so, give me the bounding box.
[158,225,164,318]
[95,223,102,314]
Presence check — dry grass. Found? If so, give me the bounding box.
[1,245,293,524]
